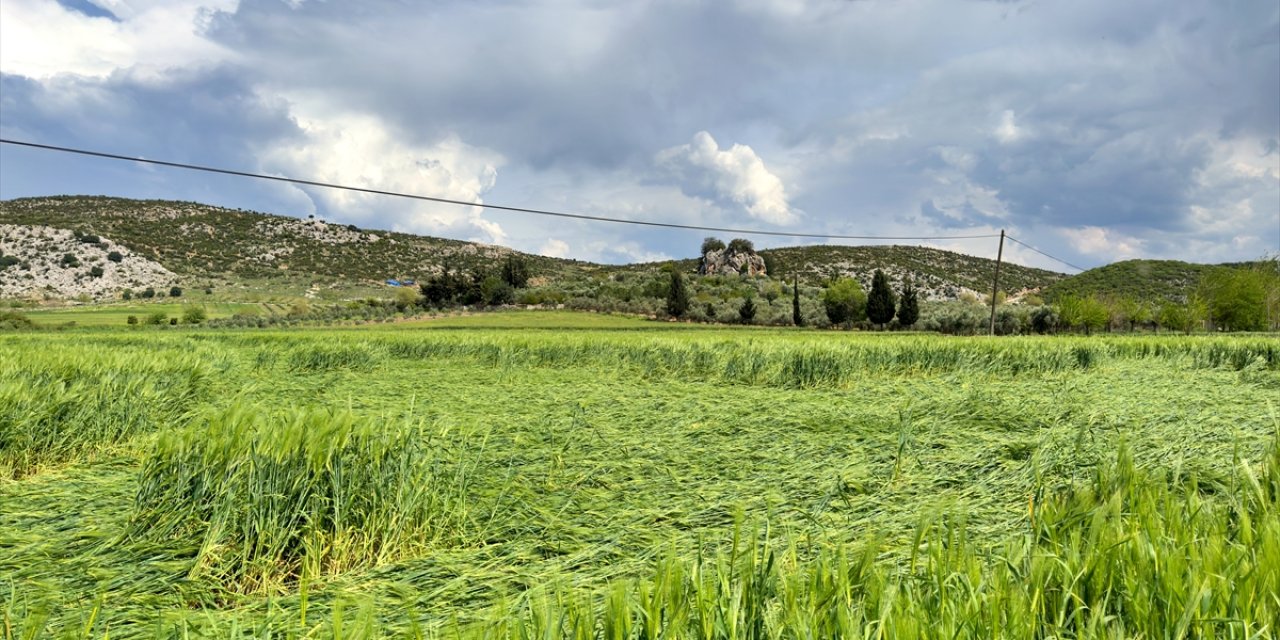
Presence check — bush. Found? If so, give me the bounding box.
[126,315,138,326]
[701,237,726,254]
[169,286,183,298]
[78,234,100,245]
[107,251,124,263]
[727,238,755,254]
[122,289,133,300]
[0,255,19,269]
[0,311,36,330]
[145,312,168,325]
[141,288,156,299]
[89,266,104,278]
[60,254,80,268]
[182,305,207,324]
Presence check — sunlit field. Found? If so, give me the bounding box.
[2,315,1277,638]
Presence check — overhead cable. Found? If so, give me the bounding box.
[1,138,1002,241]
[1005,235,1088,272]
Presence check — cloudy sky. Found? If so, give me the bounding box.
[1,0,1277,270]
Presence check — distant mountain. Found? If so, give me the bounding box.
[3,195,1066,302]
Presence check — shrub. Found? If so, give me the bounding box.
[169,286,183,298]
[145,312,168,325]
[60,254,80,268]
[107,251,124,263]
[701,237,726,254]
[0,255,19,269]
[727,238,755,254]
[89,266,104,278]
[141,288,156,299]
[126,315,138,325]
[122,289,133,300]
[0,311,36,330]
[182,305,207,324]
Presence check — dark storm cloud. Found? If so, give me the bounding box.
[0,68,308,212]
[2,0,1276,265]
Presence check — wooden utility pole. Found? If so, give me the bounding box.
[989,229,1005,336]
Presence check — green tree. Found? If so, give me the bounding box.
[1201,266,1277,331]
[500,255,530,289]
[666,270,690,318]
[481,275,515,306]
[738,296,757,324]
[822,278,866,329]
[866,269,896,329]
[700,237,726,254]
[792,278,803,327]
[897,279,919,328]
[1057,295,1108,335]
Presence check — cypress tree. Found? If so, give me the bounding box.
[792,277,803,326]
[666,270,690,318]
[866,269,896,329]
[739,296,756,324]
[897,279,919,328]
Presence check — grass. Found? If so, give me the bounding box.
[19,302,267,327]
[1,319,1277,637]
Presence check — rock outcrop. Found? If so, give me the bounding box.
[699,248,767,277]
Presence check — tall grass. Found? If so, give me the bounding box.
[0,350,206,479]
[128,404,475,594]
[468,437,1280,639]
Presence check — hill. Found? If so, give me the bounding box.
[3,195,1064,303]
[1042,259,1244,303]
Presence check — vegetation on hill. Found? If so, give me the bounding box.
[1043,259,1236,303]
[2,197,1065,305]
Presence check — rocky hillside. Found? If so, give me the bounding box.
[3,195,1071,302]
[0,225,177,299]
[755,245,1064,301]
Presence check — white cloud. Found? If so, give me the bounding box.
[0,0,236,80]
[657,131,797,225]
[260,113,508,244]
[538,239,571,258]
[993,110,1025,145]
[1060,226,1146,259]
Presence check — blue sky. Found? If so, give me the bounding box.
[2,0,1277,269]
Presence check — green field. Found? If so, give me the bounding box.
[2,316,1277,638]
[18,302,270,327]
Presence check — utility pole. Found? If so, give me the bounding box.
[989,229,1005,336]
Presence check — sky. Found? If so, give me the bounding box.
[1,0,1277,271]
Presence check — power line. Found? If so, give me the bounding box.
[1,138,1001,242]
[1005,235,1088,272]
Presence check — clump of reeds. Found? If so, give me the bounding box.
[128,404,472,594]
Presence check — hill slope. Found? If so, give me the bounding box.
[3,195,1064,302]
[1042,259,1242,303]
